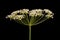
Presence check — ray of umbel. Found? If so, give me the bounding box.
[6,9,54,40]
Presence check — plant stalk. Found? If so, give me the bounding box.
[29,25,31,40]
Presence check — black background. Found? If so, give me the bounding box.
[0,0,60,40]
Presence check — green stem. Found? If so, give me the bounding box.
[33,18,48,25]
[26,14,29,23]
[33,15,44,24]
[29,25,31,40]
[21,20,28,25]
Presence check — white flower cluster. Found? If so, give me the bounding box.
[6,15,24,20]
[29,9,43,17]
[20,9,29,14]
[6,9,54,20]
[44,9,54,18]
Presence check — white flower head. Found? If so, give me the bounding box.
[43,9,54,19]
[29,9,43,17]
[13,15,25,20]
[29,10,36,17]
[35,9,43,12]
[44,9,53,14]
[45,14,53,18]
[20,9,29,14]
[6,14,15,19]
[6,9,27,20]
[29,12,36,17]
[6,9,54,26]
[11,10,20,15]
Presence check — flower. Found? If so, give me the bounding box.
[29,9,43,17]
[11,10,20,15]
[44,9,54,18]
[6,9,54,19]
[6,14,24,20]
[45,15,53,18]
[29,10,36,17]
[13,15,24,20]
[20,9,29,14]
[6,14,16,18]
[35,9,43,12]
[6,9,54,26]
[6,9,54,40]
[44,9,53,14]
